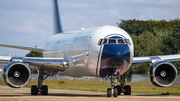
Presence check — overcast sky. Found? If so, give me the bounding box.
[0,0,180,56]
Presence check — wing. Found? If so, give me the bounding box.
[0,56,69,71]
[0,44,43,53]
[0,44,70,70]
[132,54,180,67]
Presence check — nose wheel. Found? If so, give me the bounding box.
[107,87,118,97]
[107,75,119,97]
[114,85,121,95]
[106,74,131,97]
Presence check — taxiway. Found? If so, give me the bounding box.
[0,86,180,101]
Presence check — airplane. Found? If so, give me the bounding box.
[0,0,179,97]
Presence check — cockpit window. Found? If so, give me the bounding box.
[125,39,131,45]
[124,39,127,43]
[118,39,125,44]
[97,38,131,45]
[108,39,116,44]
[98,39,103,45]
[102,39,107,44]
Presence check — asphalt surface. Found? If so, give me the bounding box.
[0,86,180,101]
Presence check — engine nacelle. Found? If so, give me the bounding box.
[2,61,31,88]
[148,61,178,87]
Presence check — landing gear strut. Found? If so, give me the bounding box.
[107,74,118,97]
[31,68,56,95]
[107,74,131,97]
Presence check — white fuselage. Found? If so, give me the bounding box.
[43,25,134,78]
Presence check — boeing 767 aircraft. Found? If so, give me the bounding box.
[0,0,179,97]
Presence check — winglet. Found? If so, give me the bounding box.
[52,0,63,34]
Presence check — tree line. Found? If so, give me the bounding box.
[117,18,180,75]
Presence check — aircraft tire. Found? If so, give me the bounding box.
[113,88,118,97]
[31,85,38,95]
[42,85,48,95]
[107,88,111,97]
[115,85,121,95]
[124,85,131,95]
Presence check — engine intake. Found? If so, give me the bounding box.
[2,61,31,88]
[148,61,178,87]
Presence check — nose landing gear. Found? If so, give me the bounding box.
[107,75,118,97]
[106,74,131,97]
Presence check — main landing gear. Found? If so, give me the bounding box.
[31,68,57,95]
[106,74,131,97]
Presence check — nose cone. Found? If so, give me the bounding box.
[99,44,130,77]
[108,56,124,68]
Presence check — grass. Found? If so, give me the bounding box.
[0,79,180,96]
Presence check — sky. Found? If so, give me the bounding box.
[0,0,180,57]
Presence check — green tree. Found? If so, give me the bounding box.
[117,19,172,36]
[171,23,180,54]
[173,51,180,75]
[132,31,163,57]
[156,29,174,55]
[156,23,180,55]
[26,51,43,57]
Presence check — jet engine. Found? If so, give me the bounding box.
[148,61,178,87]
[2,61,31,88]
